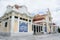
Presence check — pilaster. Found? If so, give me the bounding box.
[11,12,14,34]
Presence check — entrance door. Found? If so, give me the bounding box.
[19,22,28,32]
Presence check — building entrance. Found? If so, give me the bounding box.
[32,25,43,35]
[19,22,28,32]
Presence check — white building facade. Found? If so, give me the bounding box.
[0,4,57,36]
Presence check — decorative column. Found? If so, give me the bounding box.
[35,25,37,34]
[11,13,14,35]
[31,19,33,33]
[51,25,53,33]
[17,17,19,33]
[43,22,45,34]
[38,26,39,32]
[28,18,29,32]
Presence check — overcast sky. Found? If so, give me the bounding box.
[0,0,60,26]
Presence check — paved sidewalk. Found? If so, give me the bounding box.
[0,33,60,40]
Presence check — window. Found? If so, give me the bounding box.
[23,18,25,20]
[20,17,28,21]
[20,17,22,20]
[26,19,28,21]
[29,20,31,22]
[5,22,7,27]
[5,18,9,20]
[10,16,12,18]
[14,16,18,19]
[6,18,9,19]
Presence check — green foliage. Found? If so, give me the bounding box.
[58,27,60,33]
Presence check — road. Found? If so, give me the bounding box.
[0,33,60,40]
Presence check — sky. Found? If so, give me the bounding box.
[0,0,60,26]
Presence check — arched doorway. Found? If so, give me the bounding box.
[19,22,28,32]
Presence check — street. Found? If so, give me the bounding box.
[0,33,60,40]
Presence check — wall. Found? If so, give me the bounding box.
[0,13,12,33]
[12,12,33,33]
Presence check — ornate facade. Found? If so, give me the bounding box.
[0,5,57,36]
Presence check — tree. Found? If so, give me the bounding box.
[58,27,60,33]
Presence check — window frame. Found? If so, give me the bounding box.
[14,16,18,19]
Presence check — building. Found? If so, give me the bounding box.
[0,5,33,36]
[51,23,58,33]
[0,4,57,36]
[32,9,52,34]
[32,9,58,35]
